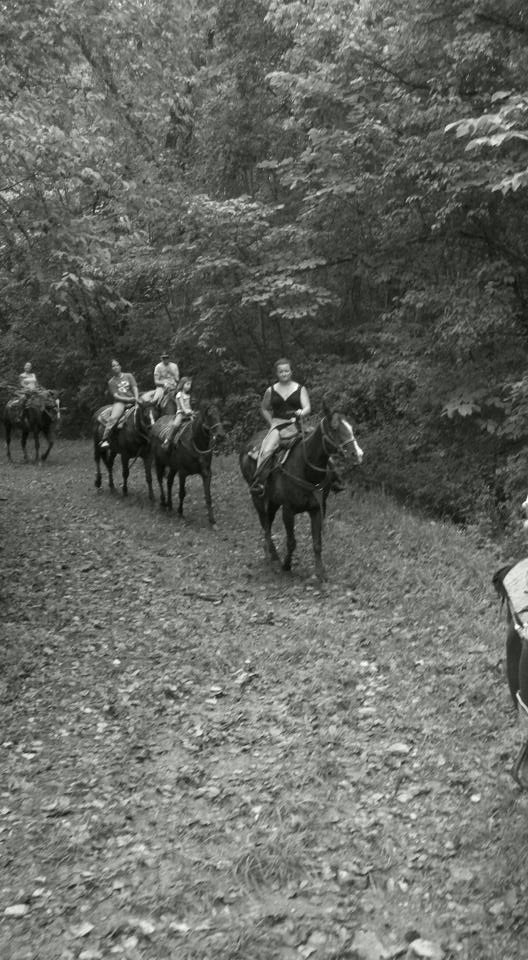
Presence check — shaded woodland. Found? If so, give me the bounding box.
[2,0,528,524]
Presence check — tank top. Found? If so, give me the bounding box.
[270,384,302,419]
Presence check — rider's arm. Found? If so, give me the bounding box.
[296,386,311,419]
[129,375,139,402]
[260,387,273,427]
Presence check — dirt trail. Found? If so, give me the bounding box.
[1,442,527,960]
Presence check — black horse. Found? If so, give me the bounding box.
[93,398,159,498]
[150,402,225,524]
[4,392,60,463]
[493,561,528,789]
[240,406,363,580]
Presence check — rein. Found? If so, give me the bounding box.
[299,417,344,474]
[274,419,337,508]
[275,416,356,509]
[191,415,222,455]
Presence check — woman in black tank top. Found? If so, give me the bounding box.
[250,358,311,494]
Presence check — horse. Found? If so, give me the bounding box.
[93,397,159,498]
[493,561,528,789]
[150,401,225,525]
[4,392,60,463]
[239,405,364,581]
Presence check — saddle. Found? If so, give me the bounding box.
[8,391,56,418]
[96,405,135,429]
[247,425,307,464]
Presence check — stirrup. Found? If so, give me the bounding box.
[250,480,265,496]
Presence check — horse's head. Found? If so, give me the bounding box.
[28,391,60,422]
[137,397,159,429]
[321,403,363,464]
[200,401,226,446]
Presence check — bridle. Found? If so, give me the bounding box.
[300,416,354,475]
[191,410,223,455]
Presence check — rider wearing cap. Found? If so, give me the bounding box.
[152,352,180,406]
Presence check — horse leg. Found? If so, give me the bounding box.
[155,457,167,507]
[40,430,53,462]
[506,616,522,707]
[167,467,176,511]
[6,422,12,461]
[282,504,297,572]
[143,451,154,501]
[33,429,40,463]
[309,506,326,581]
[200,467,216,525]
[21,428,29,462]
[177,471,186,516]
[107,452,116,492]
[121,456,130,496]
[254,500,280,566]
[94,437,103,489]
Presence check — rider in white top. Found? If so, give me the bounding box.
[19,363,38,392]
[153,353,180,405]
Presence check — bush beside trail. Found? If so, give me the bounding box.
[1,441,527,960]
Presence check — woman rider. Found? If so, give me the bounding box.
[250,358,311,496]
[99,359,139,448]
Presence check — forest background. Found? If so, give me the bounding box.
[2,0,528,529]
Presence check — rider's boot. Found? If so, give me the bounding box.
[100,425,114,449]
[250,458,273,497]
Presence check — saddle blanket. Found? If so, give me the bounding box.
[156,419,190,445]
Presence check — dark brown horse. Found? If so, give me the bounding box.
[150,402,225,524]
[493,561,528,789]
[93,398,159,498]
[4,392,60,463]
[240,406,363,580]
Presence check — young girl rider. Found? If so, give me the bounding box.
[162,376,194,448]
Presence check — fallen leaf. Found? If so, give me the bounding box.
[4,904,30,918]
[408,938,444,960]
[350,928,390,959]
[70,921,94,938]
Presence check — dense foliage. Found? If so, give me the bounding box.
[2,0,528,524]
